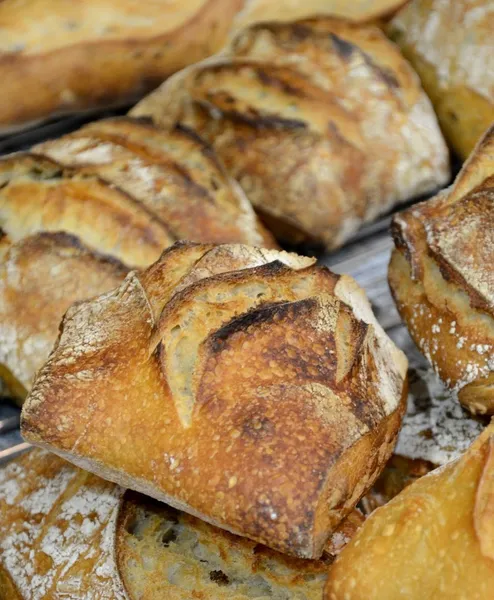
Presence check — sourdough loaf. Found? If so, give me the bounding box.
[22,241,407,558]
[389,125,494,414]
[0,448,362,599]
[34,117,276,248]
[388,0,494,159]
[0,0,247,134]
[132,17,449,249]
[0,153,173,268]
[0,232,128,400]
[325,421,494,599]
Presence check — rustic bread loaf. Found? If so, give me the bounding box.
[132,17,449,250]
[233,0,408,30]
[0,153,173,268]
[0,448,363,599]
[0,0,247,134]
[325,421,494,599]
[34,117,276,248]
[389,125,494,415]
[388,0,494,159]
[0,232,128,401]
[22,241,407,558]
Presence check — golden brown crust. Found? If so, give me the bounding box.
[324,422,494,600]
[0,232,128,400]
[389,125,494,414]
[22,242,407,558]
[0,152,173,268]
[132,17,449,249]
[388,0,494,159]
[0,449,363,599]
[35,117,277,248]
[0,0,246,132]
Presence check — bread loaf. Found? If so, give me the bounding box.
[132,17,449,250]
[389,125,494,414]
[388,0,494,159]
[21,241,407,558]
[325,421,494,599]
[0,0,247,134]
[34,116,276,248]
[0,448,363,599]
[0,232,128,400]
[0,153,173,268]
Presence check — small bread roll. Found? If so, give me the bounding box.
[389,125,494,414]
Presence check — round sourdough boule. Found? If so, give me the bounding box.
[22,241,408,558]
[132,17,449,250]
[389,125,494,414]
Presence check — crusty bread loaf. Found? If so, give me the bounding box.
[22,241,407,558]
[233,0,408,31]
[389,125,494,414]
[34,117,276,248]
[0,153,173,268]
[388,0,494,159]
[0,232,128,401]
[0,0,248,134]
[325,421,494,599]
[132,17,449,250]
[0,448,363,599]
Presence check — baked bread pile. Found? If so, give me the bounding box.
[0,5,493,598]
[133,17,449,249]
[389,125,494,415]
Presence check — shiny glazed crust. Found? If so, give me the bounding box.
[0,0,246,133]
[0,232,128,399]
[389,125,494,414]
[325,421,494,599]
[0,449,362,598]
[21,241,407,558]
[388,0,494,159]
[34,117,277,248]
[132,17,449,249]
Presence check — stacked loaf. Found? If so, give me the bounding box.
[389,125,494,415]
[133,17,449,249]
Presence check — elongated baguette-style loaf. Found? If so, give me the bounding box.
[34,117,276,248]
[22,241,408,558]
[0,448,363,599]
[325,421,494,599]
[0,232,128,400]
[389,125,494,414]
[132,17,449,250]
[388,0,494,159]
[0,0,247,134]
